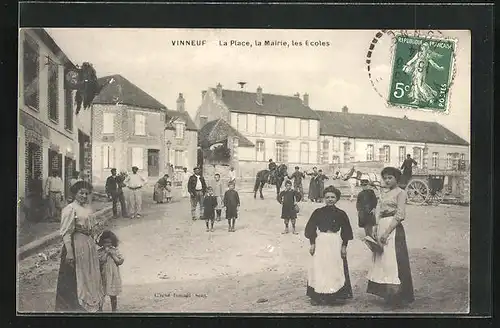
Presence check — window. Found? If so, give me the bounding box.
[333,137,341,151]
[383,145,390,163]
[399,146,406,164]
[175,122,185,139]
[413,147,422,166]
[256,140,265,161]
[452,153,459,170]
[237,114,247,132]
[275,141,285,162]
[300,119,309,137]
[256,116,266,134]
[432,152,439,168]
[321,140,330,164]
[300,142,309,164]
[366,144,374,161]
[47,58,59,122]
[135,114,146,135]
[23,35,39,110]
[102,146,115,168]
[174,150,184,168]
[332,155,340,164]
[132,147,144,169]
[446,153,452,169]
[343,141,351,152]
[103,113,115,134]
[276,117,285,135]
[460,153,465,161]
[64,89,73,131]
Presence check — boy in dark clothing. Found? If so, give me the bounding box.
[203,186,218,232]
[356,179,378,238]
[278,180,302,234]
[223,181,240,232]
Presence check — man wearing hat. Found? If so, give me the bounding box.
[268,159,277,185]
[188,166,207,220]
[105,168,128,219]
[124,166,146,219]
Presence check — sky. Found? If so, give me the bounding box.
[45,28,471,142]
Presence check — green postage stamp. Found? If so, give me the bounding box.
[388,35,457,112]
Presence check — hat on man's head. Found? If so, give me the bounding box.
[111,168,117,172]
[132,166,138,171]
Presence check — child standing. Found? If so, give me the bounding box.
[356,178,378,239]
[165,180,172,203]
[223,181,240,232]
[97,230,124,312]
[203,187,218,232]
[212,173,224,221]
[278,180,302,234]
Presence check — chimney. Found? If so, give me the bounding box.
[403,115,408,119]
[216,83,222,99]
[342,105,349,113]
[256,86,263,105]
[294,92,300,98]
[200,116,208,128]
[176,93,185,112]
[303,93,309,107]
[201,90,207,101]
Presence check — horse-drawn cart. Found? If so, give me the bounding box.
[405,174,446,205]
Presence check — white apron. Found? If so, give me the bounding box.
[367,216,400,285]
[308,231,345,293]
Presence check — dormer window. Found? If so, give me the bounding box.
[175,121,185,139]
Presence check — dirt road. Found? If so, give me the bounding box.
[17,189,469,313]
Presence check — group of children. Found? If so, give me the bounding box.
[202,173,240,232]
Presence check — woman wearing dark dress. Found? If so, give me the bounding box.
[305,185,354,305]
[306,167,320,202]
[278,180,302,234]
[55,181,104,312]
[316,169,329,202]
[367,167,414,307]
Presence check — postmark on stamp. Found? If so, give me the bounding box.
[387,34,457,112]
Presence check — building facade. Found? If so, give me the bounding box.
[164,93,199,181]
[195,84,321,178]
[18,28,92,205]
[315,109,470,173]
[91,75,198,184]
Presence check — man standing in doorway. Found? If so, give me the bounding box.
[45,170,64,221]
[181,167,190,198]
[124,166,146,219]
[106,168,128,219]
[228,166,236,186]
[188,167,207,220]
[401,154,418,186]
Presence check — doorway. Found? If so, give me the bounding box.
[147,149,160,177]
[26,142,42,195]
[64,156,76,197]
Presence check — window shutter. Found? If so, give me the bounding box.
[283,141,289,163]
[128,147,132,170]
[111,146,116,168]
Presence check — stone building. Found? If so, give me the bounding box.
[91,75,197,184]
[18,28,92,219]
[195,83,321,178]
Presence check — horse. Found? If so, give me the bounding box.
[253,164,288,200]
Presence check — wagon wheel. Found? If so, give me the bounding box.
[428,189,445,205]
[406,179,429,205]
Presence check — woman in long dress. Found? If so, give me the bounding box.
[305,185,354,305]
[153,174,169,203]
[403,42,445,105]
[306,167,320,203]
[367,167,414,307]
[55,181,104,312]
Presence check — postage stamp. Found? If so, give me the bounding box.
[387,35,457,112]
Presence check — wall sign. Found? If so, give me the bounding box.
[19,111,50,139]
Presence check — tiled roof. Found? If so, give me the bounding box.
[165,109,198,131]
[94,74,167,111]
[314,110,469,146]
[213,88,320,120]
[198,119,254,148]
